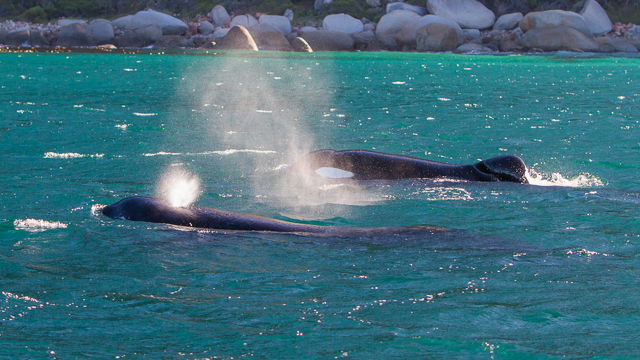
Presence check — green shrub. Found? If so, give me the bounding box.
[21,6,47,23]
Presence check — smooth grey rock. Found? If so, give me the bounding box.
[323,14,364,35]
[513,27,524,37]
[375,10,421,50]
[463,28,480,39]
[352,30,376,45]
[284,9,294,21]
[454,42,493,53]
[259,15,292,35]
[299,26,318,34]
[301,30,354,51]
[153,35,191,48]
[386,2,427,16]
[198,21,215,35]
[128,9,188,35]
[88,19,114,44]
[211,5,231,27]
[231,14,259,29]
[58,19,86,27]
[416,23,458,51]
[212,28,230,38]
[628,38,640,51]
[214,25,258,50]
[363,23,375,31]
[517,25,599,52]
[111,15,133,30]
[29,30,50,46]
[596,37,638,52]
[0,30,9,45]
[520,10,592,37]
[118,25,162,47]
[493,13,523,31]
[57,23,93,47]
[396,15,463,47]
[5,30,30,46]
[580,0,612,36]
[286,31,298,43]
[249,27,292,50]
[427,0,495,29]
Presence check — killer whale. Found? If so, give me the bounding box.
[102,196,447,235]
[289,150,528,183]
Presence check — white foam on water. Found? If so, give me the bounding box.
[156,166,202,207]
[44,152,104,159]
[315,167,355,179]
[132,112,157,116]
[91,204,106,216]
[143,149,277,157]
[13,219,68,232]
[143,152,182,157]
[526,169,604,187]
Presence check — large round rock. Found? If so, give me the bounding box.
[258,15,292,35]
[57,23,93,47]
[375,10,421,50]
[210,5,231,27]
[249,26,292,51]
[87,19,114,44]
[517,25,599,52]
[520,10,592,37]
[118,25,163,47]
[426,0,495,29]
[396,15,463,47]
[231,14,259,28]
[322,14,364,35]
[128,9,188,35]
[580,0,612,36]
[416,23,458,52]
[493,13,523,31]
[214,25,258,50]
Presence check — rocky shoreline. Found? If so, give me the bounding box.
[1,0,639,54]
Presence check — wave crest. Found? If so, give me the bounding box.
[526,169,604,187]
[14,219,68,232]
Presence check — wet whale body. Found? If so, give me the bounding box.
[290,150,529,183]
[102,196,447,235]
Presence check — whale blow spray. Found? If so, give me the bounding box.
[156,166,202,207]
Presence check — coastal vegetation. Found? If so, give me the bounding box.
[2,0,640,24]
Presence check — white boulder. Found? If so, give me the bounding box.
[426,0,495,29]
[210,5,231,27]
[493,13,523,31]
[580,0,612,36]
[258,15,292,35]
[375,10,421,49]
[322,14,364,35]
[230,14,259,28]
[129,9,188,35]
[520,10,592,37]
[386,2,427,16]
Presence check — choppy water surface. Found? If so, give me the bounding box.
[1,51,640,358]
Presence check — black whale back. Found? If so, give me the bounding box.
[290,150,528,183]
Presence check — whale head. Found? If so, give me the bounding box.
[474,155,528,184]
[102,196,185,223]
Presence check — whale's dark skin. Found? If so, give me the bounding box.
[102,196,447,235]
[289,150,529,183]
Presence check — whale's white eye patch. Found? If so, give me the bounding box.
[315,167,355,179]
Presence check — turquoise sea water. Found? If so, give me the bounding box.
[1,51,640,358]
